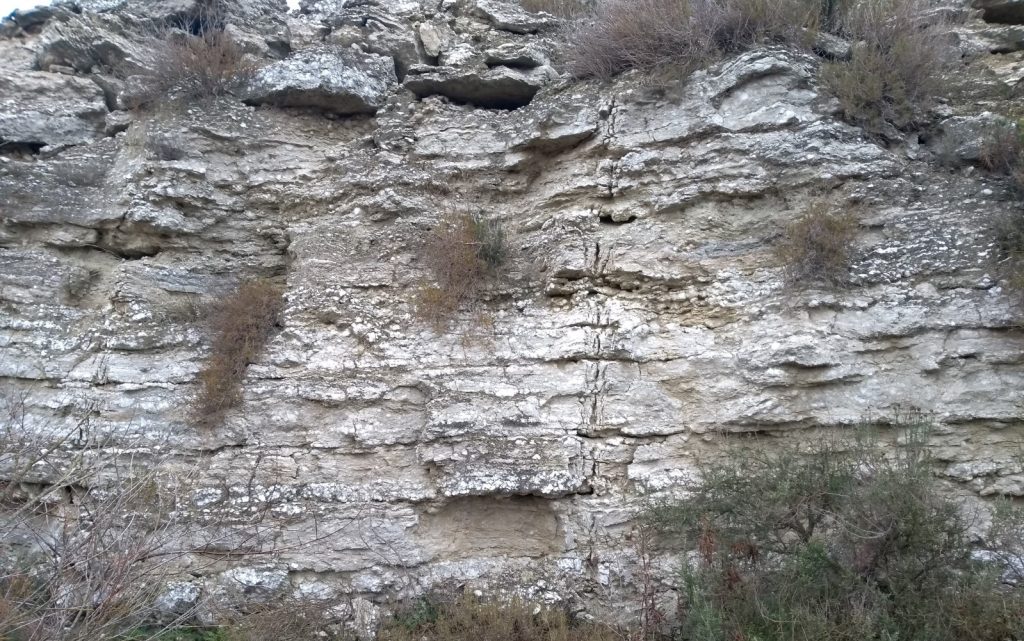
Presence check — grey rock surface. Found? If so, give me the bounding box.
[0,69,107,146]
[244,47,397,114]
[1,0,1023,633]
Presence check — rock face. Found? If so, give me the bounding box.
[1,0,1024,634]
[0,70,107,146]
[244,47,398,114]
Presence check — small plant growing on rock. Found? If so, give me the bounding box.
[980,122,1024,193]
[194,279,283,427]
[131,4,256,108]
[774,202,858,286]
[821,0,951,133]
[416,212,507,327]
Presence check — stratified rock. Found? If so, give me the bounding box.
[243,47,397,114]
[324,6,422,77]
[469,0,558,33]
[0,69,107,146]
[404,64,555,108]
[931,112,1014,164]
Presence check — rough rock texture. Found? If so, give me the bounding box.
[1,0,1024,634]
[245,47,398,114]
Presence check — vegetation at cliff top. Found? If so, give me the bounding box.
[566,0,952,133]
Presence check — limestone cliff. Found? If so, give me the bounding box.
[1,0,1023,631]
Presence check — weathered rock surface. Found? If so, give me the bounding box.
[244,47,398,114]
[1,0,1023,634]
[0,69,107,146]
[404,63,554,108]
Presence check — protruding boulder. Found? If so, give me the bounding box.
[468,0,558,34]
[404,64,556,109]
[243,47,397,115]
[975,0,1024,24]
[0,70,107,147]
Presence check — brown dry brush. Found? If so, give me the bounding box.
[193,279,284,428]
[774,201,858,287]
[821,0,952,133]
[130,2,256,108]
[567,0,953,132]
[0,386,364,641]
[379,594,627,641]
[566,0,833,79]
[416,212,506,327]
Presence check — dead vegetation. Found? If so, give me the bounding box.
[821,0,951,133]
[129,3,256,109]
[567,0,953,132]
[774,202,858,286]
[976,124,1024,292]
[193,279,284,428]
[379,594,626,641]
[566,0,832,79]
[416,212,507,328]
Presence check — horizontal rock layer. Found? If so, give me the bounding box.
[1,0,1023,632]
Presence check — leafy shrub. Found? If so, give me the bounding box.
[194,279,283,427]
[567,0,828,79]
[821,0,951,133]
[652,430,1024,641]
[774,202,857,286]
[416,212,507,327]
[378,594,623,641]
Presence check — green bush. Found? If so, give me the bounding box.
[651,430,1024,641]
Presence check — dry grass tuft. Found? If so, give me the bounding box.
[379,594,625,641]
[774,202,858,286]
[193,279,283,427]
[129,2,256,109]
[821,0,951,133]
[416,212,506,327]
[980,123,1024,181]
[566,0,830,79]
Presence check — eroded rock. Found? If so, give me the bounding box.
[244,46,397,114]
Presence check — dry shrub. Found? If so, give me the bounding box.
[194,279,283,427]
[774,202,858,286]
[217,598,341,641]
[821,0,950,132]
[0,391,201,641]
[416,212,506,327]
[980,122,1024,193]
[131,3,255,109]
[566,0,831,79]
[379,594,624,641]
[993,210,1024,292]
[139,30,254,105]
